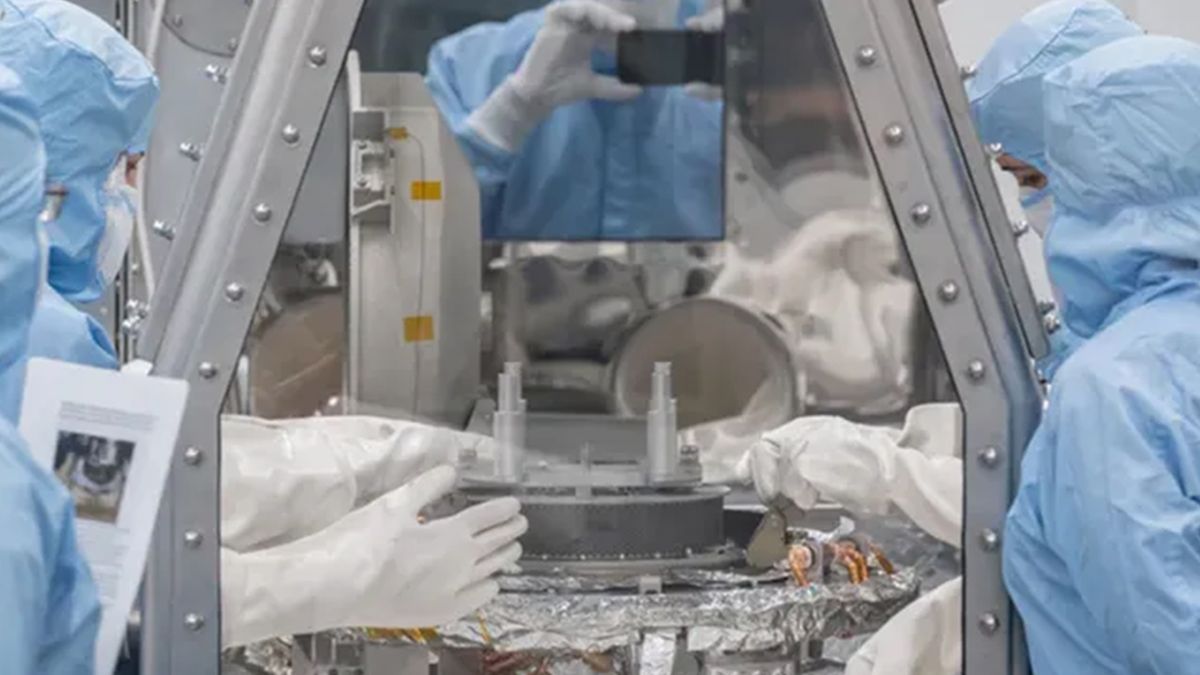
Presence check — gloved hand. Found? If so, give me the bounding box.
[739,404,963,546]
[221,415,497,553]
[683,6,724,101]
[844,576,962,675]
[467,0,642,152]
[221,465,527,647]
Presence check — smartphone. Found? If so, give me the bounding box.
[617,30,724,86]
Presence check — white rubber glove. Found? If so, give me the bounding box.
[466,0,642,152]
[844,576,962,675]
[739,403,963,546]
[221,416,496,553]
[683,6,724,101]
[221,465,526,648]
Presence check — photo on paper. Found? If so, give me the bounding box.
[54,431,136,524]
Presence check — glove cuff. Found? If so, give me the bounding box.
[466,78,553,153]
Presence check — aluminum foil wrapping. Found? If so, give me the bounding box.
[332,568,918,654]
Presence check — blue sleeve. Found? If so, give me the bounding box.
[0,424,99,674]
[425,12,541,224]
[1043,361,1200,673]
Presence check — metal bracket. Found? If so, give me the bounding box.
[137,0,367,671]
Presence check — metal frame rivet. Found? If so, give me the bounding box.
[856,46,878,67]
[151,220,175,240]
[978,447,1001,468]
[178,142,202,161]
[961,64,978,81]
[281,124,301,145]
[224,283,245,302]
[228,37,240,53]
[1012,219,1031,237]
[910,203,932,225]
[938,281,960,302]
[198,362,219,379]
[182,447,203,466]
[966,360,987,381]
[883,124,906,146]
[253,203,273,222]
[1037,300,1057,316]
[978,612,1000,635]
[980,529,1001,552]
[1043,313,1062,335]
[183,531,203,549]
[308,45,328,66]
[986,142,1004,157]
[184,613,205,632]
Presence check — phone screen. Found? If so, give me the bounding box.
[617,30,724,86]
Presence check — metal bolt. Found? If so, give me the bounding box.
[856,46,878,67]
[978,612,1000,635]
[125,300,150,318]
[980,529,1001,552]
[184,613,205,632]
[183,531,203,549]
[966,360,987,381]
[120,317,142,337]
[1037,300,1057,316]
[307,45,328,67]
[178,142,202,161]
[227,37,240,53]
[961,64,978,81]
[883,124,906,146]
[355,175,369,188]
[151,220,175,240]
[910,203,932,225]
[198,362,219,379]
[224,283,246,302]
[938,281,960,302]
[1043,313,1062,335]
[281,124,301,145]
[203,64,227,84]
[252,203,273,223]
[1012,219,1031,237]
[986,142,1004,157]
[170,13,183,27]
[978,446,1001,468]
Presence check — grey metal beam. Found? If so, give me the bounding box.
[137,0,366,671]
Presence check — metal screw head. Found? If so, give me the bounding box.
[1037,299,1058,316]
[966,360,987,381]
[203,64,227,84]
[978,612,1000,635]
[281,124,301,145]
[125,300,150,318]
[170,13,183,27]
[198,362,219,379]
[178,142,202,161]
[856,46,878,67]
[986,142,1004,157]
[183,531,203,549]
[151,220,175,240]
[938,281,960,302]
[307,45,328,67]
[1043,313,1062,335]
[355,175,369,188]
[1012,219,1031,237]
[252,203,273,223]
[883,124,906,146]
[910,203,932,225]
[961,64,978,81]
[183,447,203,466]
[978,446,1001,468]
[228,37,240,53]
[184,613,205,632]
[980,529,1001,552]
[224,283,246,302]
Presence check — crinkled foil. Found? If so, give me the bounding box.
[498,566,794,594]
[333,568,917,654]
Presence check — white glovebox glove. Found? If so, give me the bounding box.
[221,415,496,553]
[221,465,527,648]
[467,0,642,152]
[844,576,963,675]
[739,403,963,546]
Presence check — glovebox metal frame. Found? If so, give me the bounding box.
[133,0,1045,672]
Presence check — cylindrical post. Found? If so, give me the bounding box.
[493,362,526,483]
[646,362,679,482]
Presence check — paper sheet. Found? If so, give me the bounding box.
[20,358,188,675]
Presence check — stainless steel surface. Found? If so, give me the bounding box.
[138,0,366,671]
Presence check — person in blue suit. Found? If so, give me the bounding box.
[426,0,723,241]
[0,63,100,675]
[1004,34,1200,674]
[0,0,158,420]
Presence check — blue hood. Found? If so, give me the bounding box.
[0,67,46,410]
[0,0,158,303]
[968,0,1141,174]
[1044,35,1200,338]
